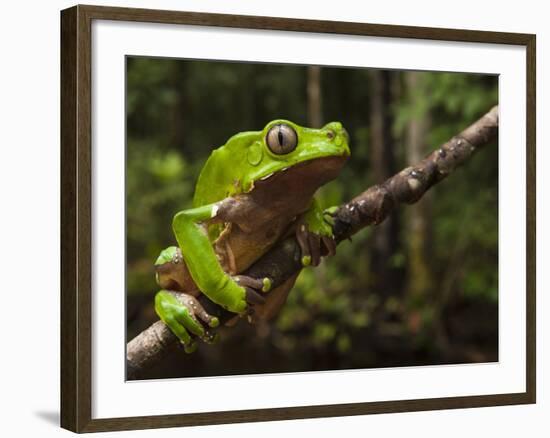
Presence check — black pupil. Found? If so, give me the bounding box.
[278,129,284,146]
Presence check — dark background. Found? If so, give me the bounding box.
[126,57,498,379]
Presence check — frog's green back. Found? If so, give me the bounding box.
[192,131,260,208]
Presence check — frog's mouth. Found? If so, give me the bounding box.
[251,155,348,200]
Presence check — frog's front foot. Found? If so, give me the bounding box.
[155,290,220,353]
[233,275,272,310]
[296,221,337,267]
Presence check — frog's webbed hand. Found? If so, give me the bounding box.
[155,290,219,353]
[172,202,267,315]
[233,274,271,308]
[296,198,337,267]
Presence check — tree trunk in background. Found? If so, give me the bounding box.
[170,62,188,154]
[307,66,323,128]
[306,65,330,295]
[368,70,400,300]
[404,71,434,334]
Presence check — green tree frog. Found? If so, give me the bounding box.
[154,120,350,351]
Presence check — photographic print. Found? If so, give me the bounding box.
[125,57,499,380]
[61,5,535,431]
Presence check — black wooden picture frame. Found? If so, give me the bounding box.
[60,4,536,432]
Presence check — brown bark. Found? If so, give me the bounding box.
[307,66,323,128]
[127,105,499,380]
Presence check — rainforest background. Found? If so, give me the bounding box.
[125,57,498,379]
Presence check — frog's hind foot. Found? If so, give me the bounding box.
[155,290,220,352]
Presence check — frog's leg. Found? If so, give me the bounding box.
[155,290,219,352]
[296,197,337,267]
[172,203,266,313]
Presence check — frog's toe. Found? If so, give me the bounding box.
[162,314,192,346]
[296,223,332,267]
[234,275,272,293]
[172,305,206,337]
[308,232,321,266]
[321,235,337,257]
[183,340,197,354]
[244,287,266,305]
[296,224,312,266]
[180,293,220,328]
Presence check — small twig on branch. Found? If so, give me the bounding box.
[126,105,499,380]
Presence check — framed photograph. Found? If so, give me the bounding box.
[60,4,536,432]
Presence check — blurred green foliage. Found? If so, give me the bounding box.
[126,57,498,378]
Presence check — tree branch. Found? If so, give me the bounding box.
[126,105,498,380]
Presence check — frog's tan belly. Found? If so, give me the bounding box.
[214,218,299,321]
[214,217,294,275]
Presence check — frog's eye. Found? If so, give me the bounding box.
[266,124,298,155]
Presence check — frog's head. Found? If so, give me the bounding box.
[241,119,351,193]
